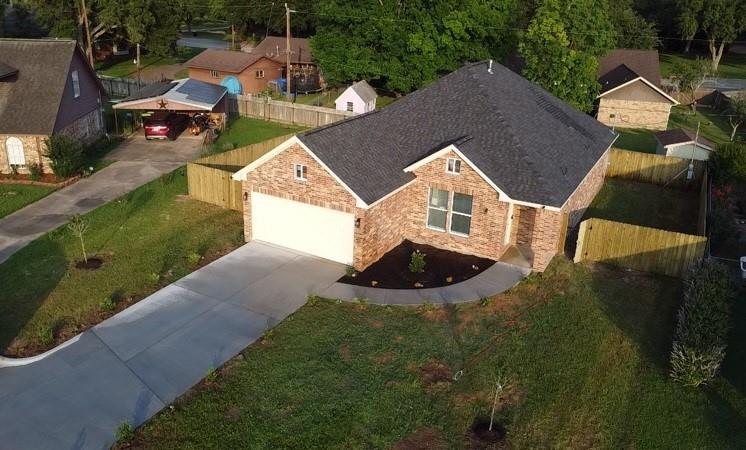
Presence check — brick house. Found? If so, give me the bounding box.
[187,37,319,95]
[0,39,107,175]
[233,61,617,272]
[596,49,678,130]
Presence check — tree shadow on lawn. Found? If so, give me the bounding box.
[0,238,67,355]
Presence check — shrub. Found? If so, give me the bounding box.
[711,142,746,183]
[186,252,201,266]
[205,368,218,383]
[669,261,734,386]
[409,250,426,273]
[44,134,83,178]
[28,162,43,181]
[36,324,54,346]
[100,297,116,313]
[115,422,134,444]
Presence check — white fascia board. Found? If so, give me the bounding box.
[403,144,561,211]
[597,76,679,105]
[231,135,369,208]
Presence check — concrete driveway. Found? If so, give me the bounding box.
[0,132,202,264]
[0,242,344,450]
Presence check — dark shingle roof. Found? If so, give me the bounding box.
[598,48,661,93]
[120,81,176,102]
[0,61,18,79]
[0,38,78,135]
[654,128,715,149]
[186,49,261,73]
[299,61,616,207]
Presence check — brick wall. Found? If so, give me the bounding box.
[189,58,284,95]
[596,98,672,130]
[561,149,610,227]
[242,143,608,272]
[0,135,51,174]
[58,108,105,145]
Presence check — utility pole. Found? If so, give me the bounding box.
[231,24,235,50]
[285,3,293,98]
[136,43,141,88]
[80,0,94,67]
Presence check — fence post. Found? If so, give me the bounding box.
[573,220,588,263]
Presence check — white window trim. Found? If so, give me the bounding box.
[294,163,307,181]
[426,187,448,232]
[256,70,265,79]
[72,70,81,98]
[210,70,219,78]
[449,192,472,237]
[5,137,26,166]
[425,188,472,237]
[346,101,354,112]
[446,157,461,175]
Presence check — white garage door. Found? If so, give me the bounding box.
[251,192,355,265]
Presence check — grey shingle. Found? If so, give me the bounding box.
[298,61,616,208]
[349,80,377,103]
[0,39,77,135]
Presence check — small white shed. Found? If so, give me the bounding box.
[335,80,377,114]
[654,128,715,161]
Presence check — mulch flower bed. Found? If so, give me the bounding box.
[339,240,495,289]
[0,173,79,187]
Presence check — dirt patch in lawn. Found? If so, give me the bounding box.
[420,359,453,392]
[393,428,447,450]
[339,240,495,289]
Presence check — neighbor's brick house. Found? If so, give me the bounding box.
[186,37,319,95]
[0,39,107,174]
[234,62,617,272]
[596,49,678,130]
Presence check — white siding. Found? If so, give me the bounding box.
[334,87,376,114]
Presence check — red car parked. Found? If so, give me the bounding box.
[144,113,188,140]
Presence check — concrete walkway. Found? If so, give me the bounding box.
[0,242,345,450]
[322,261,530,305]
[0,133,201,264]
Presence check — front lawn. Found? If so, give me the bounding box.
[0,184,56,219]
[660,52,746,80]
[128,258,746,449]
[207,118,303,155]
[0,168,243,356]
[584,179,700,234]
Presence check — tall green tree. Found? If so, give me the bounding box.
[701,0,746,72]
[209,0,317,39]
[311,0,519,93]
[24,0,79,38]
[674,0,703,53]
[519,0,615,112]
[610,0,660,49]
[726,94,746,141]
[97,0,182,56]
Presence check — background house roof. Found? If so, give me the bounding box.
[298,61,616,208]
[654,128,715,149]
[349,80,377,103]
[186,49,263,73]
[115,78,227,110]
[598,48,662,93]
[247,36,314,64]
[0,38,82,135]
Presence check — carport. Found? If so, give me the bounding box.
[112,78,228,137]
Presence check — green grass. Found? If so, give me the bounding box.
[584,179,699,234]
[207,118,303,155]
[660,52,746,79]
[669,106,745,145]
[0,168,243,356]
[129,259,746,449]
[95,47,203,79]
[614,128,658,153]
[0,184,56,219]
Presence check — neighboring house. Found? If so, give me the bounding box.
[0,38,107,175]
[335,80,377,114]
[596,49,678,130]
[188,36,319,95]
[654,128,715,161]
[233,61,617,272]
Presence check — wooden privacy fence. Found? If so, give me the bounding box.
[228,95,354,128]
[608,148,706,188]
[574,218,707,277]
[187,134,293,211]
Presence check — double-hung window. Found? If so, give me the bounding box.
[446,157,461,174]
[426,188,473,236]
[294,163,307,181]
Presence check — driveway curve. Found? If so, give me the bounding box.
[0,242,345,450]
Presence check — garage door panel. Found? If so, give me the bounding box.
[251,193,354,265]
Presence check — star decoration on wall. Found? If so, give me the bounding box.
[157,99,168,109]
